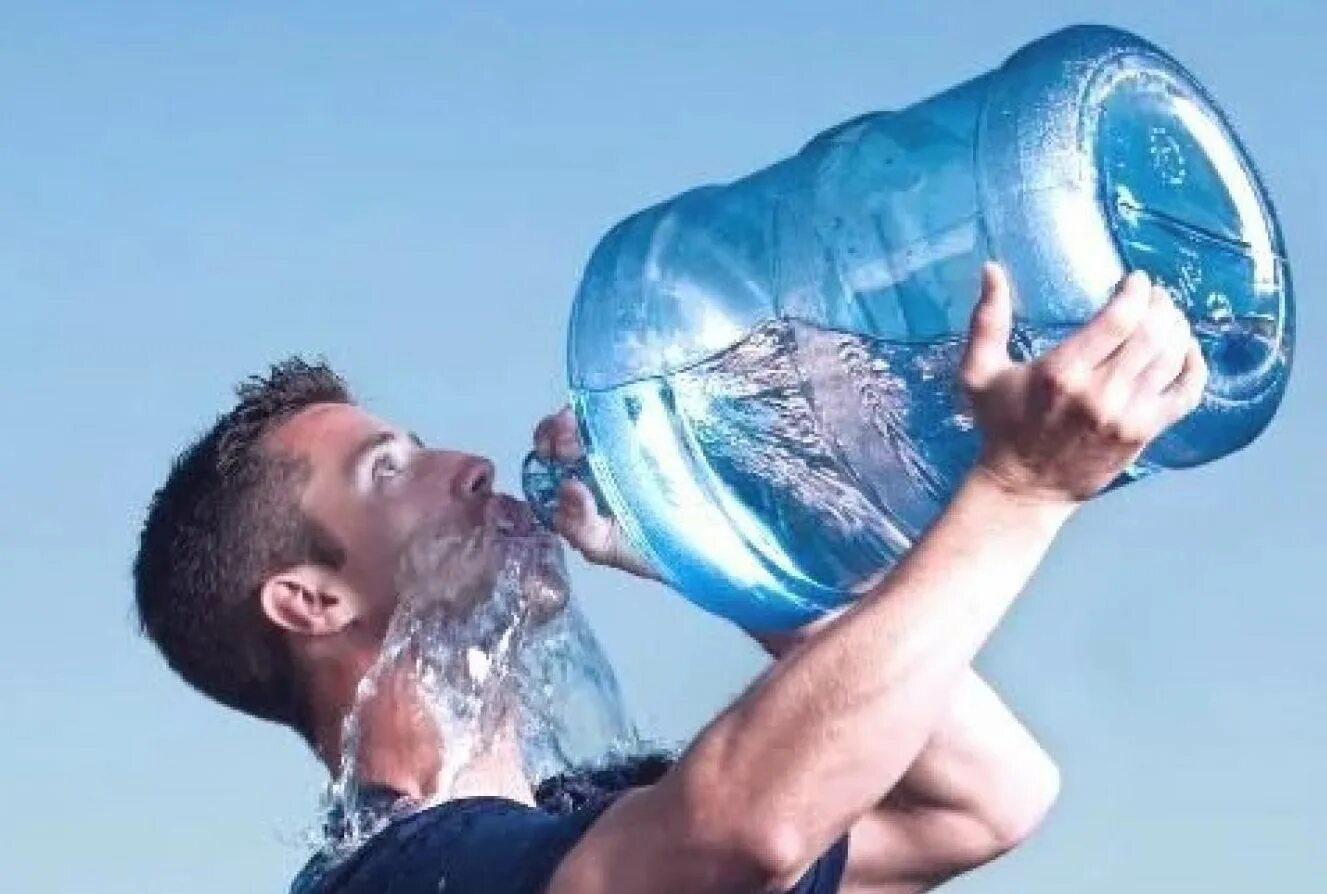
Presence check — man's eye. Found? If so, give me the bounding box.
[371,451,404,483]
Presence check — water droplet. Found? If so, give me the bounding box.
[1148,127,1187,186]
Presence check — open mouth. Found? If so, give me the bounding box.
[488,493,542,538]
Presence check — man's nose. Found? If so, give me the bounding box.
[451,454,494,499]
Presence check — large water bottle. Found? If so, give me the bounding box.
[523,25,1294,630]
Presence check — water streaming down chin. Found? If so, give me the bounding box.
[318,518,642,859]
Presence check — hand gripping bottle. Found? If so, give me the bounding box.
[523,25,1294,630]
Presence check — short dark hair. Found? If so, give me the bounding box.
[134,358,352,735]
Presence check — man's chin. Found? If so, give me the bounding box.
[508,531,571,627]
[388,514,572,633]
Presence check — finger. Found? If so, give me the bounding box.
[552,423,583,462]
[542,406,581,461]
[961,262,1015,389]
[1101,286,1183,387]
[1129,311,1191,402]
[557,478,608,528]
[534,405,576,459]
[1054,270,1152,368]
[1159,337,1209,421]
[553,480,614,557]
[533,415,556,458]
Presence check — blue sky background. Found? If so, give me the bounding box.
[2,2,1323,891]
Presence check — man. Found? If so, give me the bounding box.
[134,265,1206,893]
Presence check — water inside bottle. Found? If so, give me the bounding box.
[574,314,1285,621]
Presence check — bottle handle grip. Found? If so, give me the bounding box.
[521,450,613,528]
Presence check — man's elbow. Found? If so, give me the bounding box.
[978,757,1061,857]
[664,765,821,893]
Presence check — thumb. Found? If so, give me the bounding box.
[552,480,661,581]
[961,262,1015,388]
[552,480,609,550]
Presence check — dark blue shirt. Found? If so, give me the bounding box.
[292,756,849,894]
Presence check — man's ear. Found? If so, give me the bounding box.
[259,566,357,637]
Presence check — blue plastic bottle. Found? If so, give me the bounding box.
[523,25,1294,630]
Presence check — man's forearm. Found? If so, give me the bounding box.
[666,471,1073,878]
[748,615,1058,841]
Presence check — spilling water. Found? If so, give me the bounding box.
[317,519,644,858]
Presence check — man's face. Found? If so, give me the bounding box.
[266,402,537,638]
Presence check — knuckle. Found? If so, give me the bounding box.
[1119,420,1153,446]
[1099,307,1136,343]
[1140,306,1174,342]
[1040,358,1085,396]
[1079,398,1112,431]
[1096,402,1149,445]
[1109,282,1149,323]
[1082,379,1126,423]
[1095,413,1127,442]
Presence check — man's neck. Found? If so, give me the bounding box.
[308,663,536,808]
[444,734,536,807]
[348,721,536,808]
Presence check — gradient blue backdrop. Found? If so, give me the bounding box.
[2,2,1322,891]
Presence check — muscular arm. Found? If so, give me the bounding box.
[837,670,1059,892]
[747,627,1060,893]
[548,472,1072,894]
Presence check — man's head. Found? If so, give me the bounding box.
[134,358,510,743]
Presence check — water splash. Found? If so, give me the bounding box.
[318,518,641,858]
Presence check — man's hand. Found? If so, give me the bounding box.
[962,263,1208,505]
[531,408,661,582]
